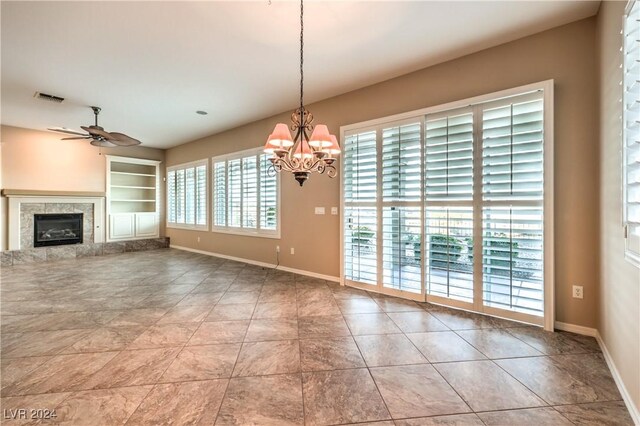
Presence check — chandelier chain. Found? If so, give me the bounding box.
[299,0,304,110]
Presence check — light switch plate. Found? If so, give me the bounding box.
[315,207,325,215]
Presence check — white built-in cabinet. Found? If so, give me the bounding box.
[106,155,161,241]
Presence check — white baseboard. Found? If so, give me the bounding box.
[170,245,340,283]
[596,331,640,425]
[554,321,598,337]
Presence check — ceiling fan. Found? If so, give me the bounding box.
[48,106,141,147]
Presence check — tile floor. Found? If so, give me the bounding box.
[0,248,633,425]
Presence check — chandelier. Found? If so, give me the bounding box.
[263,0,341,186]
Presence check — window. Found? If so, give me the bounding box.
[167,160,208,229]
[212,148,279,237]
[342,81,552,328]
[624,1,640,265]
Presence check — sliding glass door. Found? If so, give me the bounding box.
[341,83,553,327]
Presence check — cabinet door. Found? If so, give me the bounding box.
[135,213,159,238]
[110,214,135,240]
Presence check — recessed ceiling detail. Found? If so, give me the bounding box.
[2,1,599,149]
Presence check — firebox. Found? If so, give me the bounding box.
[33,213,83,247]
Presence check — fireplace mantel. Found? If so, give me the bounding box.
[2,189,106,198]
[6,194,105,250]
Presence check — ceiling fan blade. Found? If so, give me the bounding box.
[81,126,112,139]
[48,127,88,136]
[61,137,90,140]
[109,132,142,146]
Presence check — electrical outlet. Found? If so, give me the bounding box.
[331,207,338,215]
[276,245,280,253]
[290,248,295,255]
[572,285,584,299]
[197,237,201,243]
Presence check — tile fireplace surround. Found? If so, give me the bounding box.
[1,190,168,266]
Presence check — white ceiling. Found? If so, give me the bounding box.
[1,1,600,149]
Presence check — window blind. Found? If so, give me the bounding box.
[382,123,422,202]
[242,156,258,229]
[425,207,474,303]
[213,162,226,227]
[342,83,550,325]
[624,1,640,260]
[425,112,474,201]
[167,170,176,223]
[344,207,377,284]
[482,207,544,315]
[382,207,421,293]
[167,160,208,229]
[196,165,207,226]
[260,154,278,230]
[481,94,544,316]
[228,159,242,228]
[344,131,377,202]
[424,108,474,303]
[344,129,378,284]
[211,149,279,237]
[482,98,544,201]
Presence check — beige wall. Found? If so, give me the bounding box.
[597,0,640,415]
[0,125,166,250]
[167,17,600,328]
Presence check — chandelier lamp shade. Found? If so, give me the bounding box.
[263,0,341,186]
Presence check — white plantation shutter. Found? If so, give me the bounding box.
[425,207,474,303]
[424,108,474,303]
[344,207,377,284]
[167,160,208,229]
[260,155,278,230]
[483,207,544,315]
[344,129,378,284]
[213,162,226,227]
[382,123,422,201]
[196,165,207,226]
[382,207,421,293]
[344,131,377,202]
[167,170,176,223]
[342,83,550,326]
[211,149,279,236]
[481,93,545,316]
[242,156,258,229]
[482,97,544,201]
[185,167,195,225]
[624,1,640,261]
[380,121,422,293]
[228,159,242,228]
[176,169,185,223]
[425,111,474,201]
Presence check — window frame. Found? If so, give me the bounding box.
[166,158,209,231]
[340,80,554,330]
[211,147,281,239]
[623,0,640,267]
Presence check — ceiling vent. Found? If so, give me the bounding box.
[33,92,64,103]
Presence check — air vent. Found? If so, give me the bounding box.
[33,92,64,103]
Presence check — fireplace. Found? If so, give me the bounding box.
[33,213,83,247]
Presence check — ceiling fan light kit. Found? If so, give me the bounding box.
[48,106,142,147]
[263,0,341,187]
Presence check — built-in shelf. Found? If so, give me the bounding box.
[106,155,162,241]
[110,171,156,177]
[111,185,156,190]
